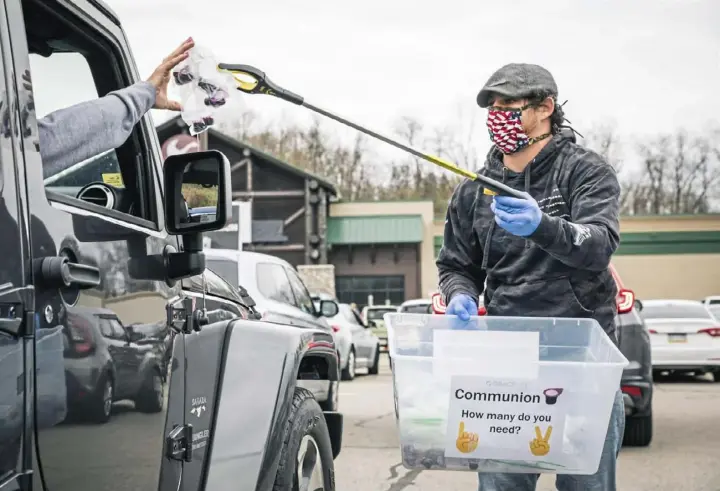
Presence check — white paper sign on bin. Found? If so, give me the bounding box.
[433,330,540,380]
[445,375,569,471]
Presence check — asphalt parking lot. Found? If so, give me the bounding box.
[335,357,720,491]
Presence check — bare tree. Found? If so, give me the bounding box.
[633,129,720,214]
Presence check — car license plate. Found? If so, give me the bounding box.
[668,333,687,343]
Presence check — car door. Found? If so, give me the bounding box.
[346,307,375,362]
[0,10,31,485]
[284,265,329,330]
[255,261,313,327]
[6,1,186,490]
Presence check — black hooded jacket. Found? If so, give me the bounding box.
[436,131,621,342]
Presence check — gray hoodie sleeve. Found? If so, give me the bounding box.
[528,159,621,271]
[436,180,486,303]
[38,81,156,178]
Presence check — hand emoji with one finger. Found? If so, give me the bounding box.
[529,425,553,457]
[455,421,479,454]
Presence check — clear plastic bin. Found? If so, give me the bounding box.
[385,313,628,475]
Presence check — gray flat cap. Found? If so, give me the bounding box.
[477,63,558,108]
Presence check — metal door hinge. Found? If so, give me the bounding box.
[166,424,193,462]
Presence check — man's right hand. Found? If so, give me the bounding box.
[445,294,478,322]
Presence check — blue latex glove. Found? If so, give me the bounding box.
[491,194,543,237]
[446,294,478,329]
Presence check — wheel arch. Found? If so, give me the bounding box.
[199,319,341,491]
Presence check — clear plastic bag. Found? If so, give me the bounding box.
[171,45,235,136]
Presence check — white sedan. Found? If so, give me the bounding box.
[326,303,381,380]
[641,299,720,380]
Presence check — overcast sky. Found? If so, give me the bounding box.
[32,0,719,170]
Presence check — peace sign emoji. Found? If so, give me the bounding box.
[529,425,553,456]
[455,421,479,454]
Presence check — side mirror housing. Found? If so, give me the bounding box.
[318,300,339,318]
[163,150,232,280]
[164,150,232,235]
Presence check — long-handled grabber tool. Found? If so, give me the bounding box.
[217,63,525,199]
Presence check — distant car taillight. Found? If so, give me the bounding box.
[616,289,635,314]
[648,329,657,334]
[698,327,720,337]
[331,325,341,333]
[621,385,642,397]
[66,313,94,355]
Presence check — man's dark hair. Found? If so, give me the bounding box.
[524,91,566,134]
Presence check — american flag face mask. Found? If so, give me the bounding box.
[486,104,550,155]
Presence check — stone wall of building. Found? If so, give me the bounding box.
[298,264,336,298]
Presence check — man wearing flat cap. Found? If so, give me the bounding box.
[437,63,625,490]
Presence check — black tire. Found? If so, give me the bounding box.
[135,369,164,413]
[623,412,652,447]
[341,348,355,381]
[368,347,380,375]
[712,370,720,382]
[89,375,113,424]
[273,388,335,491]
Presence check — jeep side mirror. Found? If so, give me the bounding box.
[164,150,231,235]
[318,300,339,318]
[163,150,232,280]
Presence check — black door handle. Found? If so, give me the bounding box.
[34,256,101,289]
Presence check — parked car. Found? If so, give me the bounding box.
[205,249,341,410]
[429,263,654,447]
[610,264,653,447]
[311,292,352,378]
[701,295,720,307]
[361,304,399,351]
[398,298,433,314]
[641,299,720,382]
[62,306,166,423]
[326,303,381,380]
[701,296,720,319]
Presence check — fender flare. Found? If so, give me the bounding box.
[190,319,341,491]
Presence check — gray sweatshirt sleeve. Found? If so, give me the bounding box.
[38,81,156,178]
[528,159,621,271]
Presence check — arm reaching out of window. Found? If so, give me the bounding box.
[37,38,194,178]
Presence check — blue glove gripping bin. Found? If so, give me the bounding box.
[384,313,628,475]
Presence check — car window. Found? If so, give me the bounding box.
[340,304,363,325]
[99,317,125,339]
[256,263,295,305]
[367,308,395,320]
[207,259,239,290]
[641,303,712,320]
[29,24,154,224]
[401,304,432,314]
[98,317,114,338]
[285,267,316,316]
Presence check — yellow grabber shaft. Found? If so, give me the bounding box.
[216,63,525,198]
